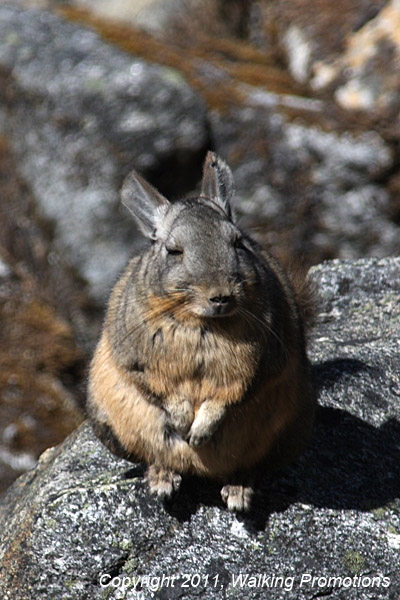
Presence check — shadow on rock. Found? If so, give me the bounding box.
[298,407,400,510]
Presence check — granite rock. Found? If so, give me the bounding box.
[0,4,208,304]
[0,257,399,600]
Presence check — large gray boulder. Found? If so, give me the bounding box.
[0,4,207,304]
[0,257,399,599]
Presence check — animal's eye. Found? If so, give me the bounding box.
[234,237,246,250]
[166,246,183,256]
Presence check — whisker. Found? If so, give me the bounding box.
[237,306,290,362]
[107,293,193,349]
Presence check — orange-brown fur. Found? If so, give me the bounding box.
[88,329,308,477]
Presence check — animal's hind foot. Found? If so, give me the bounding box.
[146,464,182,499]
[220,484,253,512]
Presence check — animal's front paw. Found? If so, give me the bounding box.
[164,397,194,437]
[186,400,226,447]
[146,464,182,499]
[186,421,214,448]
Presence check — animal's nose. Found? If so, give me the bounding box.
[209,294,232,305]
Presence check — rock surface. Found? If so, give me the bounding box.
[0,257,399,600]
[0,3,208,304]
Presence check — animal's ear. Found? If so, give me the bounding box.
[201,151,234,219]
[120,170,170,238]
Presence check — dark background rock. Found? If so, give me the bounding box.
[0,257,399,599]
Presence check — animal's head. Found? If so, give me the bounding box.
[121,152,263,320]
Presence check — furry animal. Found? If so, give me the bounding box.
[87,151,316,511]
